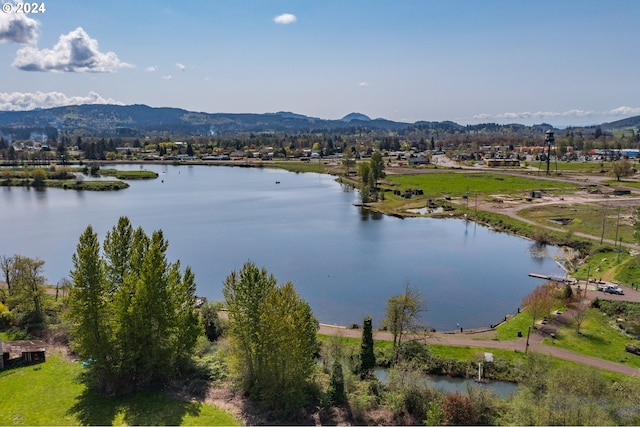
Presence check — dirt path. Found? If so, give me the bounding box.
[318,291,640,378]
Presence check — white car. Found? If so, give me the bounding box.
[603,285,624,295]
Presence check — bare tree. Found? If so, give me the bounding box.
[382,280,426,363]
[573,299,590,334]
[522,283,555,328]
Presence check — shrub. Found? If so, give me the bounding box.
[327,361,346,405]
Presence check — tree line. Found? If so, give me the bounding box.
[3,217,640,424]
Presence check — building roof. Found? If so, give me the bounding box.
[1,340,47,354]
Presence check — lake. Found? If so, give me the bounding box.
[0,164,565,331]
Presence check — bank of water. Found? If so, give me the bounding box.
[374,368,518,398]
[0,164,566,331]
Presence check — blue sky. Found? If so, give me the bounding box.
[1,0,639,126]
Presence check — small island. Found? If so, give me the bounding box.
[0,164,158,191]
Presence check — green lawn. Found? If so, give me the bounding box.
[0,354,239,426]
[542,308,640,369]
[386,171,578,198]
[98,169,159,180]
[548,161,612,173]
[495,308,535,341]
[267,160,328,174]
[518,204,635,245]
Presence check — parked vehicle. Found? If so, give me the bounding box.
[603,285,624,295]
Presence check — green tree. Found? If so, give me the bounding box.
[200,300,225,341]
[358,161,371,188]
[67,226,113,387]
[222,261,318,410]
[342,148,355,176]
[370,151,385,186]
[359,316,375,377]
[327,361,346,405]
[67,218,202,394]
[608,158,634,181]
[382,280,426,363]
[3,255,47,331]
[31,168,47,187]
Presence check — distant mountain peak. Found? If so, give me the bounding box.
[341,112,371,122]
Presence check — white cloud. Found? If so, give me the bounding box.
[0,5,39,44]
[12,27,132,72]
[358,81,370,87]
[471,106,640,125]
[176,62,186,72]
[146,65,157,72]
[162,74,173,80]
[273,13,297,24]
[606,106,640,116]
[0,91,123,111]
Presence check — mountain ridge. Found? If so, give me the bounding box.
[0,103,637,138]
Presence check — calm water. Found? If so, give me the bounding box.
[373,368,518,398]
[0,164,564,331]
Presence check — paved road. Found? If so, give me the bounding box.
[318,298,640,378]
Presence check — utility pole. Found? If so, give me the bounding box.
[600,208,607,245]
[614,206,621,250]
[545,130,554,175]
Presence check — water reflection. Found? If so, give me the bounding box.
[0,165,566,330]
[374,368,518,399]
[359,207,383,221]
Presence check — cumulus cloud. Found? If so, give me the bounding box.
[473,106,640,123]
[273,13,297,24]
[162,74,173,80]
[12,27,132,72]
[146,65,157,72]
[0,4,39,44]
[358,81,370,87]
[0,91,123,111]
[176,62,186,72]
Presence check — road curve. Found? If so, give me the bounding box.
[318,322,640,377]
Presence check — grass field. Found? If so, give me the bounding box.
[0,354,239,426]
[98,169,159,180]
[267,160,329,174]
[518,204,635,246]
[385,171,578,199]
[542,308,640,369]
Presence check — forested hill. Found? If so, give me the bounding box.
[0,104,416,138]
[0,103,637,139]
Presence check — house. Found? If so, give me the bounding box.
[0,339,46,370]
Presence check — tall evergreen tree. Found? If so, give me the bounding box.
[67,218,202,394]
[67,226,113,387]
[359,316,375,377]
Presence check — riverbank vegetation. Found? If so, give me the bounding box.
[0,164,157,191]
[4,248,640,424]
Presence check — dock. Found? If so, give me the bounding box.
[529,273,576,284]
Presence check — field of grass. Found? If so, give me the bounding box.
[603,179,640,188]
[267,160,328,174]
[546,161,612,173]
[0,354,239,426]
[46,180,130,191]
[495,308,535,341]
[572,250,634,283]
[541,308,640,369]
[0,179,130,191]
[98,169,159,180]
[518,204,635,245]
[385,171,578,199]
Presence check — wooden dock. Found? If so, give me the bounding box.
[529,273,576,284]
